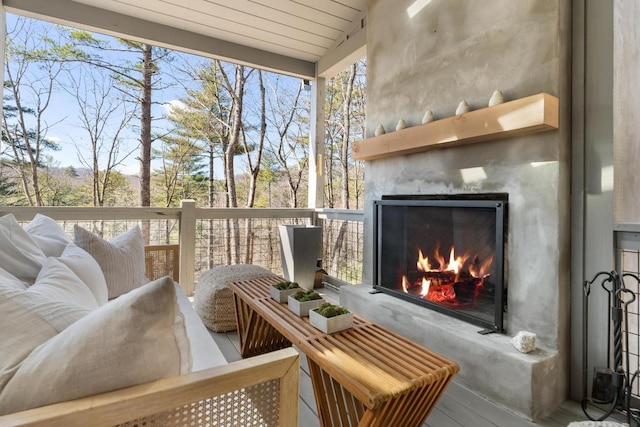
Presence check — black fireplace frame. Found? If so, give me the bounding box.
[373,194,508,332]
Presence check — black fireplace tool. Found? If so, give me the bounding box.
[582,270,640,424]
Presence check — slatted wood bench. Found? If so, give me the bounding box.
[230,277,460,427]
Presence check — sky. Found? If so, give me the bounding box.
[2,13,309,179]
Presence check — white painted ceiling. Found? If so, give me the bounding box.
[3,0,367,78]
[75,0,365,62]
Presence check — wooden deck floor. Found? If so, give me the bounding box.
[208,286,621,426]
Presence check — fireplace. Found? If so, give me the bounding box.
[373,194,508,332]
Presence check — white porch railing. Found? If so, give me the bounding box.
[0,200,364,295]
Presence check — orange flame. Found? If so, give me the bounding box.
[402,275,410,293]
[417,249,430,271]
[446,247,466,275]
[401,244,494,307]
[469,255,493,278]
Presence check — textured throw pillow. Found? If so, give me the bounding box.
[0,214,46,284]
[0,276,192,415]
[0,268,26,291]
[24,214,72,257]
[73,225,146,299]
[30,257,99,310]
[0,268,90,395]
[57,243,109,306]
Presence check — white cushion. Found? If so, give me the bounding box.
[31,258,99,310]
[0,276,192,414]
[73,225,146,299]
[174,283,227,372]
[57,244,108,306]
[0,214,46,284]
[23,214,72,257]
[0,268,89,396]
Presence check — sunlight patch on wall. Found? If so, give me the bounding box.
[530,161,557,168]
[407,0,433,18]
[601,165,614,193]
[460,167,487,184]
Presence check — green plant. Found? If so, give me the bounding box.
[291,289,322,302]
[272,281,299,291]
[314,302,350,318]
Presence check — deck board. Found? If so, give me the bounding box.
[299,396,321,427]
[435,381,540,427]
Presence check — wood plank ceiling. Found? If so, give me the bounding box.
[3,0,367,77]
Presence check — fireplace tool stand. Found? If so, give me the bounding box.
[582,270,640,425]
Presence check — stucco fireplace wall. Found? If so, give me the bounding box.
[341,0,572,421]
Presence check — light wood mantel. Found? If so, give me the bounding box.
[352,92,559,161]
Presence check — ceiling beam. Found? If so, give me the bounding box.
[3,0,316,79]
[317,13,367,78]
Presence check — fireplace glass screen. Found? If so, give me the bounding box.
[373,195,507,332]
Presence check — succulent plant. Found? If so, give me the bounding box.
[315,302,350,318]
[273,281,299,291]
[291,289,322,302]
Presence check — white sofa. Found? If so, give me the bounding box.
[0,214,299,426]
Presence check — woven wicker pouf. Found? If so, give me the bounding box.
[194,264,278,332]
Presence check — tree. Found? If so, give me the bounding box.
[323,60,365,209]
[150,133,201,244]
[239,69,267,263]
[2,17,70,206]
[164,60,229,208]
[322,60,366,276]
[242,70,266,209]
[166,60,274,263]
[66,67,136,206]
[265,75,309,208]
[152,133,205,208]
[38,163,78,206]
[99,171,136,206]
[0,161,20,205]
[255,152,280,207]
[217,62,252,212]
[65,31,173,240]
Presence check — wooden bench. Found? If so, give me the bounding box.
[230,277,460,427]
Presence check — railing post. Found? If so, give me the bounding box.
[307,77,326,209]
[179,199,197,295]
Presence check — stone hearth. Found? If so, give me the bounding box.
[341,285,561,421]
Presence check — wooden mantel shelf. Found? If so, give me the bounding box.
[352,92,559,161]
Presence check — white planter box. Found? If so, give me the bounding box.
[309,310,354,334]
[269,286,299,303]
[287,296,324,316]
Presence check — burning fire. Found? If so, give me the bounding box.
[417,247,465,275]
[402,245,492,307]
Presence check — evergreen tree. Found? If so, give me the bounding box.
[152,133,206,207]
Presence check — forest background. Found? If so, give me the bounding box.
[0,14,366,212]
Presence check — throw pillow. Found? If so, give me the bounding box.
[73,224,146,299]
[0,268,90,395]
[0,276,192,414]
[0,214,46,284]
[57,243,109,306]
[23,214,72,257]
[30,257,99,310]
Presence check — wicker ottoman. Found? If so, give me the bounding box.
[194,264,278,332]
